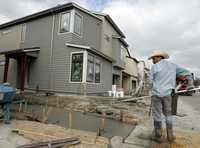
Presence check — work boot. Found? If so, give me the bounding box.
[166,123,174,143]
[152,121,163,143]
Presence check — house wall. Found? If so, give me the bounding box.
[112,38,126,69]
[86,54,112,94]
[98,16,119,58]
[124,58,138,78]
[0,25,22,86]
[50,45,112,94]
[21,15,53,90]
[71,8,102,51]
[0,7,114,94]
[97,15,126,70]
[0,25,22,50]
[50,9,111,94]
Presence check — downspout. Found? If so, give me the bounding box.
[49,10,55,91]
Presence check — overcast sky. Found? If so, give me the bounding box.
[0,0,200,77]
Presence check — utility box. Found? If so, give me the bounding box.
[0,83,14,124]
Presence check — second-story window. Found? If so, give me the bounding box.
[121,46,126,62]
[74,13,82,35]
[21,23,26,42]
[60,12,70,33]
[0,60,5,66]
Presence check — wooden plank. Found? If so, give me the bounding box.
[12,120,109,148]
[18,138,80,148]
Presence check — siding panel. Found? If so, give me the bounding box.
[71,9,101,51]
[21,16,53,90]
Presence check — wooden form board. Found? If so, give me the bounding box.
[12,120,109,148]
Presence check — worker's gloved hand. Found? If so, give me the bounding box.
[171,89,175,96]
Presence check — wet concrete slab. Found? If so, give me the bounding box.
[21,105,135,139]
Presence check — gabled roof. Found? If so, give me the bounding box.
[92,12,125,38]
[112,35,129,47]
[127,56,139,63]
[0,2,101,29]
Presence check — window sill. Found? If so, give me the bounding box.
[57,31,71,36]
[71,32,83,38]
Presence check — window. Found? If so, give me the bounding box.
[60,12,70,33]
[21,23,26,42]
[121,46,126,62]
[74,13,82,35]
[0,61,5,66]
[1,29,11,35]
[86,54,101,83]
[87,54,94,82]
[95,59,101,83]
[71,53,83,82]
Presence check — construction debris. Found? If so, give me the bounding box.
[13,120,110,148]
[17,137,80,148]
[19,92,148,126]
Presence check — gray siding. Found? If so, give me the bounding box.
[112,38,125,69]
[0,7,112,94]
[71,8,102,51]
[21,16,53,90]
[86,55,112,94]
[51,45,112,94]
[50,9,111,94]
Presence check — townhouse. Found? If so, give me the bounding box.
[0,2,138,95]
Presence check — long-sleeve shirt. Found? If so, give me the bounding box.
[149,60,177,97]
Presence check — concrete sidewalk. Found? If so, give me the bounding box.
[121,94,200,148]
[0,123,30,148]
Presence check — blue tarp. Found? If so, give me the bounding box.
[0,84,14,102]
[0,84,13,93]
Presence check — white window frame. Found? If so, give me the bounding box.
[69,51,101,84]
[94,58,101,83]
[21,23,26,42]
[69,51,87,83]
[0,60,5,66]
[58,10,83,38]
[58,11,71,35]
[86,54,95,82]
[86,53,101,84]
[1,29,11,35]
[120,45,126,62]
[73,12,83,37]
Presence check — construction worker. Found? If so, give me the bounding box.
[148,51,176,143]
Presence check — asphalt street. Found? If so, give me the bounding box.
[179,93,200,112]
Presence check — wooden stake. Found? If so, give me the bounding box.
[101,112,106,132]
[69,110,73,129]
